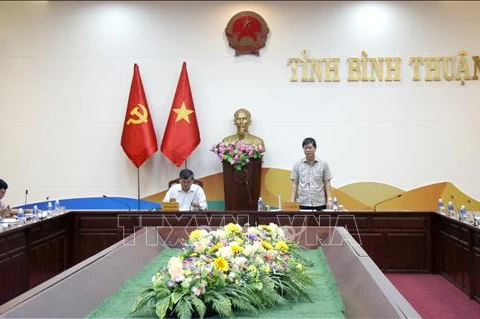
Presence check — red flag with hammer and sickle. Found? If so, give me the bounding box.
[161,62,200,167]
[121,64,158,168]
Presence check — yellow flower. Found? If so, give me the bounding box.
[208,242,221,253]
[296,263,304,271]
[262,265,271,273]
[189,229,205,241]
[230,243,244,254]
[260,224,273,233]
[214,257,230,272]
[261,240,273,250]
[225,223,242,233]
[248,265,257,274]
[275,240,289,252]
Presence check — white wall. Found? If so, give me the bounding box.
[1,1,480,206]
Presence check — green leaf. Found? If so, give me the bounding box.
[171,291,186,304]
[190,295,207,318]
[176,299,193,319]
[155,296,171,319]
[252,281,263,290]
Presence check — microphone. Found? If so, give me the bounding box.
[102,195,131,212]
[189,186,200,211]
[450,195,457,211]
[373,194,403,212]
[24,189,28,206]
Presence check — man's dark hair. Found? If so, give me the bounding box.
[302,137,317,149]
[0,179,8,190]
[179,169,194,180]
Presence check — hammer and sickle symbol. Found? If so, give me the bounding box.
[126,104,148,125]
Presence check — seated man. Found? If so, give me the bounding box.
[0,178,12,218]
[163,169,207,211]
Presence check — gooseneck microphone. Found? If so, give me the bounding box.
[189,187,200,211]
[450,195,457,211]
[102,195,131,212]
[373,194,403,212]
[24,189,28,206]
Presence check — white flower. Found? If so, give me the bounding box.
[193,238,208,253]
[212,229,226,240]
[218,245,233,259]
[228,271,237,281]
[168,257,185,282]
[277,227,286,239]
[244,242,262,256]
[232,256,248,270]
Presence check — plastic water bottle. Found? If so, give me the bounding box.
[459,205,467,222]
[438,198,445,215]
[33,205,39,221]
[257,197,265,211]
[332,197,339,211]
[17,208,26,224]
[447,201,455,218]
[54,199,60,212]
[47,201,53,216]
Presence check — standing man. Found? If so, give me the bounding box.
[163,169,207,211]
[0,179,11,218]
[290,137,333,211]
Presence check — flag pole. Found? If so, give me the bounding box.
[184,159,188,169]
[137,167,140,211]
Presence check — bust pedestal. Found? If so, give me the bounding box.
[222,159,262,210]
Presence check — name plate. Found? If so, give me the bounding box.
[162,201,179,211]
[282,202,300,211]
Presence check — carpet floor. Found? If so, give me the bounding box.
[386,274,480,319]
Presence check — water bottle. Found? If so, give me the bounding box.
[447,201,455,218]
[17,208,26,224]
[332,197,338,211]
[47,201,53,216]
[257,197,265,211]
[459,205,467,222]
[33,205,39,221]
[54,199,60,212]
[438,198,445,215]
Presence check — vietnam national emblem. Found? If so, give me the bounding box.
[225,11,270,56]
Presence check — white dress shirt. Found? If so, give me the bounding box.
[163,184,208,211]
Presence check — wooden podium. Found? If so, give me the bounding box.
[222,159,262,210]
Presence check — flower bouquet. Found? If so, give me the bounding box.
[131,223,314,319]
[210,141,264,171]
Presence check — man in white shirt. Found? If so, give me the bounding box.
[163,169,207,211]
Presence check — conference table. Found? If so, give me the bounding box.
[0,209,479,309]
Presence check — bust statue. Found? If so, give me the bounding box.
[222,108,266,151]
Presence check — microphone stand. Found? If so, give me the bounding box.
[102,195,131,212]
[373,194,403,212]
[189,186,200,212]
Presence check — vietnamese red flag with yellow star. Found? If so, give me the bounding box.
[161,62,200,167]
[121,63,158,168]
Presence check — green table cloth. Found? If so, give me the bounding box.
[88,247,344,318]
